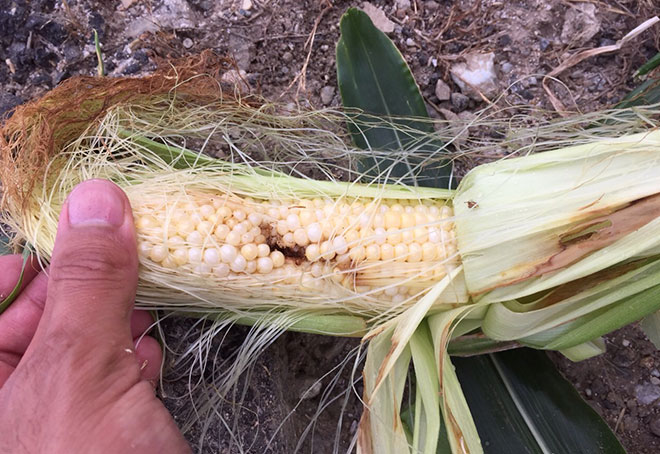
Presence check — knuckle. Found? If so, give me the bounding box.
[50,236,136,290]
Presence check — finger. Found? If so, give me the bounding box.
[0,270,48,387]
[0,254,40,301]
[0,271,48,361]
[130,310,155,339]
[36,179,138,344]
[134,335,162,382]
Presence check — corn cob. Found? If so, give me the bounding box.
[134,191,456,303]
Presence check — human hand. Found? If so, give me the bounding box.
[0,179,190,453]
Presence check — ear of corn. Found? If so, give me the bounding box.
[9,128,464,325]
[4,71,660,454]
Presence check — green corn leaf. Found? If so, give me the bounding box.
[635,52,660,77]
[409,321,441,453]
[454,350,625,454]
[0,245,31,316]
[640,310,660,349]
[544,282,660,350]
[616,77,660,108]
[336,7,452,189]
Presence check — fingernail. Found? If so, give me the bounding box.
[67,180,125,227]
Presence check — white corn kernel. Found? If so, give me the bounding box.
[213,263,230,278]
[241,244,258,261]
[257,257,274,274]
[271,250,285,268]
[257,244,270,258]
[203,248,221,266]
[188,247,203,263]
[230,255,247,272]
[220,244,238,263]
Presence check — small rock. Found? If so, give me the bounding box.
[458,111,477,122]
[585,388,593,397]
[635,383,660,405]
[228,34,253,70]
[607,391,624,408]
[450,92,470,111]
[497,35,511,47]
[241,0,253,10]
[0,92,22,120]
[560,3,601,46]
[612,347,637,367]
[221,69,250,93]
[439,108,459,122]
[126,0,197,38]
[524,76,538,87]
[434,79,451,101]
[425,1,439,12]
[500,61,514,74]
[438,108,468,147]
[123,61,142,75]
[651,418,660,437]
[450,52,498,100]
[395,0,411,10]
[361,2,395,33]
[539,37,551,51]
[622,339,631,347]
[591,378,607,396]
[624,415,639,433]
[651,369,660,378]
[28,70,50,85]
[62,44,81,61]
[640,356,655,369]
[282,51,293,63]
[405,38,415,47]
[182,37,193,49]
[652,377,660,386]
[320,85,335,105]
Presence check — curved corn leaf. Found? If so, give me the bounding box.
[641,308,660,349]
[616,77,660,108]
[453,350,625,454]
[544,282,660,350]
[0,245,31,316]
[359,326,412,454]
[409,321,441,453]
[336,8,452,188]
[635,52,660,77]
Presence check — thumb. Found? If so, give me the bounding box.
[39,179,138,344]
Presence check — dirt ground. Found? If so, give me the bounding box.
[2,0,660,452]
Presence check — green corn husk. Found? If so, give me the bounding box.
[3,63,660,454]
